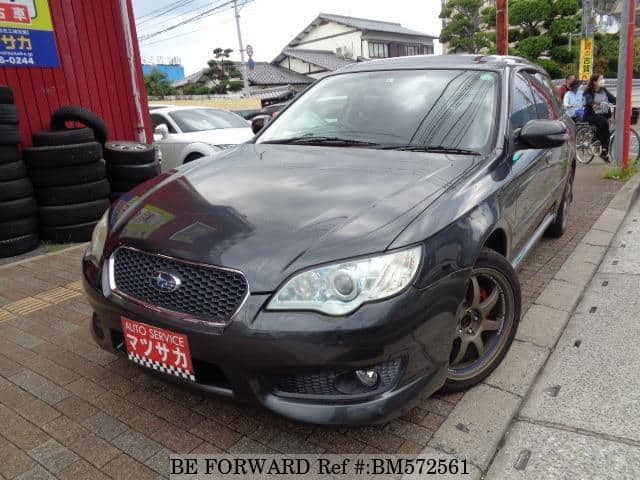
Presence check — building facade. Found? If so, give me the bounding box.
[274,13,437,79]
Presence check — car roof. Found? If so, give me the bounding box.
[336,54,545,75]
[150,105,234,115]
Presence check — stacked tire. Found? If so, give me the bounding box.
[24,127,110,243]
[0,86,39,258]
[105,142,160,201]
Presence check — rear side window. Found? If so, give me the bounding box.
[510,74,538,131]
[526,73,560,120]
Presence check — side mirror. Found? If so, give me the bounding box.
[154,124,169,139]
[251,115,271,135]
[517,119,568,149]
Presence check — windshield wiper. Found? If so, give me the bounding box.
[380,145,481,155]
[262,136,379,146]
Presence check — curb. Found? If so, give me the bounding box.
[418,173,640,479]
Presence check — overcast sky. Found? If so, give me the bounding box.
[133,0,443,75]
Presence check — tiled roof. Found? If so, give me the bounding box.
[172,68,207,88]
[282,48,355,71]
[317,13,436,38]
[243,62,312,85]
[172,63,312,89]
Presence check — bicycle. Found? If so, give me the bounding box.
[574,103,640,165]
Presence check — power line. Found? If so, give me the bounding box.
[139,0,231,41]
[137,0,195,26]
[139,0,253,42]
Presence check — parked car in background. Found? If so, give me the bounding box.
[85,55,575,425]
[150,106,254,171]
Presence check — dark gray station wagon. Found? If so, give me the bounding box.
[83,55,575,425]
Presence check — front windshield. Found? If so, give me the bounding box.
[169,109,248,132]
[258,69,499,152]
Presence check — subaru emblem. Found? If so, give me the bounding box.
[149,271,181,293]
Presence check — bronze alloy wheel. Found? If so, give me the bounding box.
[444,249,521,391]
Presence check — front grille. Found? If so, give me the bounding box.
[273,358,403,397]
[111,248,248,323]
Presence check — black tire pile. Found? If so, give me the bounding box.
[23,106,111,243]
[105,142,160,201]
[0,86,39,258]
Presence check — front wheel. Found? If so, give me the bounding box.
[609,128,640,165]
[575,127,596,164]
[443,248,521,392]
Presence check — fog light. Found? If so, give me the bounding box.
[355,369,379,388]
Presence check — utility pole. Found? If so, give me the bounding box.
[612,0,636,169]
[496,0,508,55]
[233,0,250,98]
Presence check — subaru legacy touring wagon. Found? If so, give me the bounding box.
[83,55,575,425]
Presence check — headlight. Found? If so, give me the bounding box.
[267,245,422,316]
[88,211,109,261]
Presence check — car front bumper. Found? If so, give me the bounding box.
[83,254,468,425]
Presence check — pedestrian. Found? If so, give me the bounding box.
[558,73,576,101]
[563,79,584,121]
[583,73,616,162]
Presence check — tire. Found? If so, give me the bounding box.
[40,221,97,243]
[545,167,574,238]
[0,196,37,222]
[0,124,20,145]
[109,180,140,193]
[36,179,111,206]
[29,160,106,188]
[0,216,38,240]
[0,233,39,259]
[107,160,160,182]
[443,248,521,392]
[0,145,20,164]
[0,160,26,181]
[39,198,110,227]
[0,178,33,201]
[0,104,18,124]
[50,106,108,144]
[32,128,95,147]
[0,86,14,104]
[23,142,103,168]
[575,126,596,165]
[104,142,155,165]
[609,129,640,165]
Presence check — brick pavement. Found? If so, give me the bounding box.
[0,163,622,479]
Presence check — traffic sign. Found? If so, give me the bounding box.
[246,44,253,57]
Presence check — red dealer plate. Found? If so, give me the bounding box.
[121,317,195,381]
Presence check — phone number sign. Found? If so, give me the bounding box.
[0,1,59,68]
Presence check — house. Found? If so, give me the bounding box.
[274,13,438,79]
[172,62,312,103]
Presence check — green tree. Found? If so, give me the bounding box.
[439,0,494,53]
[143,68,176,97]
[509,0,552,36]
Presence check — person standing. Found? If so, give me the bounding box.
[563,79,584,121]
[558,74,576,101]
[583,73,616,162]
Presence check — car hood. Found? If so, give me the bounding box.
[177,128,254,145]
[111,144,476,292]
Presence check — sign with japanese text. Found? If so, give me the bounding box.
[122,317,196,381]
[579,37,594,81]
[0,0,59,68]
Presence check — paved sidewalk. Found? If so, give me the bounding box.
[0,164,624,479]
[486,192,640,478]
